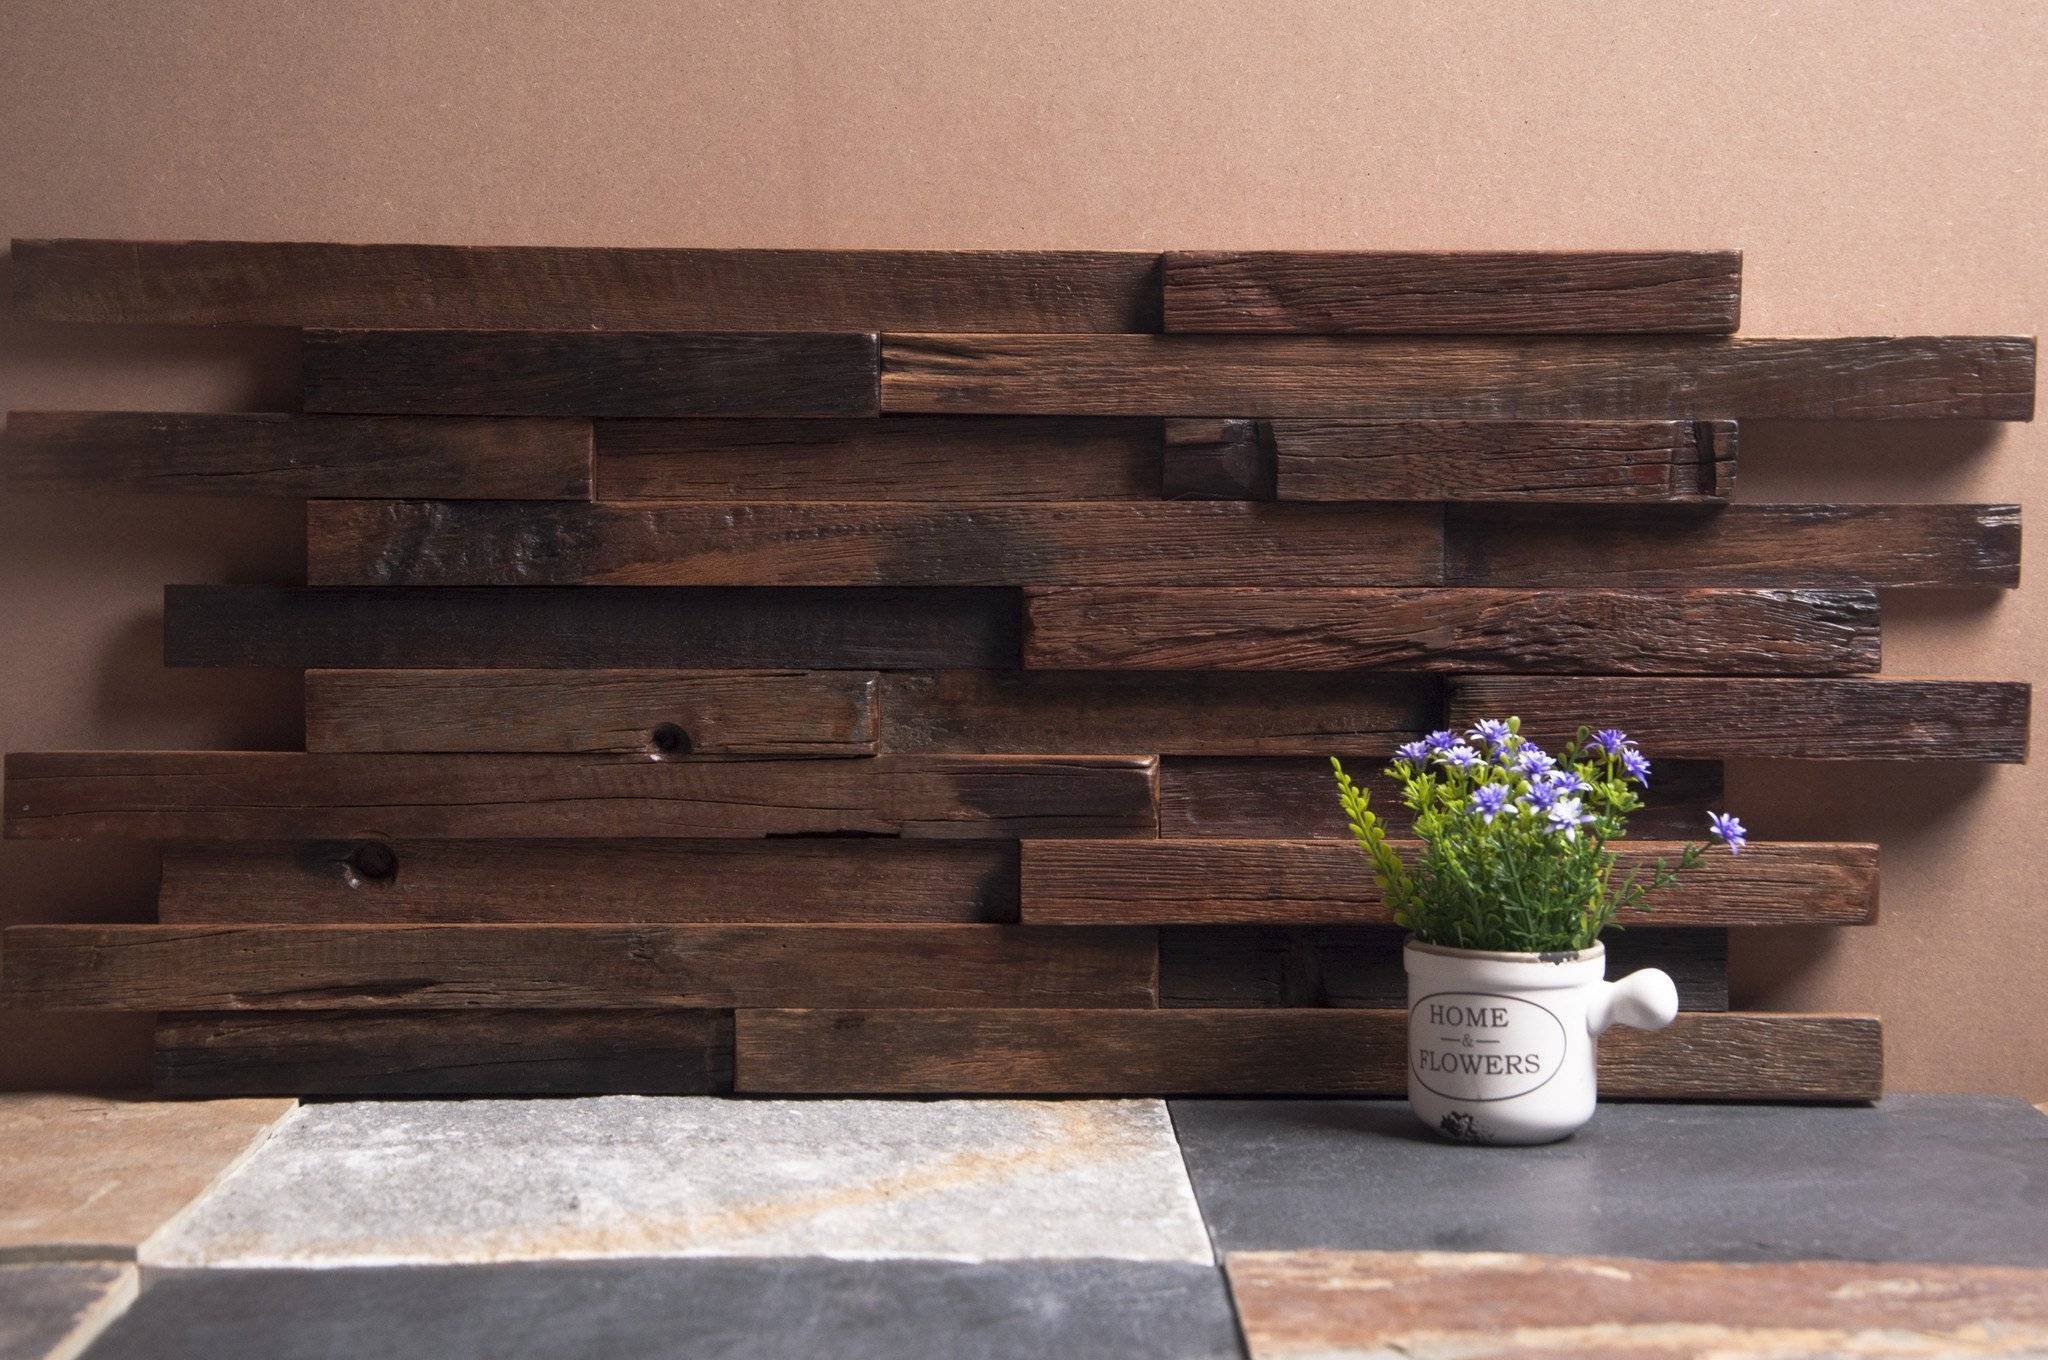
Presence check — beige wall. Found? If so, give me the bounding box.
[1,1,2040,1095]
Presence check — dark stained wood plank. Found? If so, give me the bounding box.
[303,330,880,418]
[158,840,1019,925]
[1021,840,1876,926]
[0,924,1160,1011]
[1449,503,2021,588]
[162,585,1020,669]
[13,240,1162,331]
[304,669,879,755]
[1162,250,1743,334]
[155,1010,736,1096]
[734,1009,1883,1099]
[1023,588,1881,673]
[1274,419,1734,503]
[877,672,1436,756]
[2,411,593,500]
[881,335,2036,419]
[1452,676,2032,762]
[2,752,1158,841]
[304,500,1447,588]
[594,417,1162,502]
[1160,418,1274,500]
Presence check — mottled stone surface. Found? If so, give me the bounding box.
[0,1096,295,1261]
[146,1097,1212,1267]
[1171,1095,2048,1265]
[83,1259,1243,1360]
[0,1263,135,1360]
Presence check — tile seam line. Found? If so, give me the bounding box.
[135,1100,305,1284]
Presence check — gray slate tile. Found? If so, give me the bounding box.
[1169,1094,2048,1265]
[0,1264,135,1360]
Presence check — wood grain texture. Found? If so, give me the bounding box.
[2,410,592,499]
[1021,840,1877,926]
[303,330,880,417]
[1449,503,2021,588]
[1274,418,1734,503]
[1160,418,1275,500]
[881,334,2036,419]
[14,240,1162,331]
[1023,588,1881,673]
[594,417,1162,502]
[1452,676,2032,762]
[156,1010,736,1096]
[1162,250,1743,334]
[0,924,1160,1010]
[304,669,880,755]
[163,585,1020,669]
[734,1009,1883,1099]
[304,500,1447,588]
[2,752,1158,840]
[876,671,1436,756]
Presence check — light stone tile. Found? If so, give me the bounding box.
[144,1097,1213,1267]
[0,1263,137,1360]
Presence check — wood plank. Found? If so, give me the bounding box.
[303,330,880,418]
[155,1010,735,1096]
[734,1010,1883,1099]
[1160,418,1274,499]
[2,752,1158,840]
[877,672,1436,756]
[304,500,1447,588]
[1162,250,1743,334]
[1,411,592,500]
[1023,587,1881,673]
[1022,840,1876,926]
[304,669,880,755]
[1225,1251,2048,1360]
[0,924,1160,1011]
[1449,503,2021,588]
[1274,418,1734,502]
[13,240,1162,331]
[158,840,1019,924]
[163,585,1020,669]
[881,335,2036,419]
[1452,676,2032,762]
[594,417,1162,502]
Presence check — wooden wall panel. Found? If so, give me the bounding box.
[1160,418,1274,499]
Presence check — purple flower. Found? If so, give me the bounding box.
[1546,795,1594,840]
[1465,719,1512,750]
[1521,780,1560,812]
[1436,743,1482,771]
[1708,811,1747,855]
[1590,728,1633,756]
[1540,769,1589,795]
[1469,785,1510,823]
[1393,740,1430,764]
[1513,746,1556,777]
[1620,748,1652,787]
[1421,729,1459,752]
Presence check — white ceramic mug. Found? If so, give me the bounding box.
[1404,940,1678,1144]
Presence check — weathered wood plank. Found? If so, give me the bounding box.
[13,240,1161,331]
[881,335,2035,419]
[1162,250,1743,334]
[1160,418,1274,500]
[1275,419,1734,502]
[1449,503,2021,588]
[2,411,593,499]
[1021,840,1876,926]
[0,924,1160,1011]
[158,840,1019,924]
[163,585,1020,669]
[155,1011,736,1096]
[304,500,1447,588]
[303,330,880,418]
[1452,676,2032,762]
[595,417,1162,502]
[2,752,1158,840]
[877,672,1435,756]
[734,1010,1883,1099]
[1023,588,1881,673]
[304,670,879,755]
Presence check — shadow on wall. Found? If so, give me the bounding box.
[1732,420,2007,502]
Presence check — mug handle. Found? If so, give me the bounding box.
[1586,968,1680,1036]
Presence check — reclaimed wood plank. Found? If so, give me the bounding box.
[13,240,1161,331]
[881,335,2036,419]
[0,924,1160,1011]
[1162,250,1743,334]
[1023,587,1881,673]
[1160,418,1274,500]
[1452,676,2031,762]
[163,585,1020,669]
[304,670,879,755]
[734,1010,1883,1099]
[1275,418,1734,502]
[303,330,880,418]
[2,752,1158,841]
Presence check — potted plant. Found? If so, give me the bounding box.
[1332,718,1745,1145]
